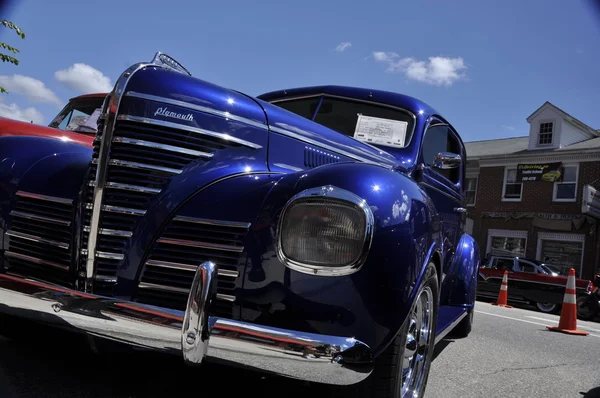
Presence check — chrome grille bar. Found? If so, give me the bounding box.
[106,182,162,194]
[156,238,244,253]
[138,282,236,302]
[145,259,239,278]
[4,251,69,271]
[112,136,213,158]
[14,191,73,205]
[6,230,69,250]
[9,210,71,226]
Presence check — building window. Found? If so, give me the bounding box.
[486,229,528,257]
[553,165,578,201]
[536,232,585,278]
[538,122,553,145]
[465,177,478,206]
[502,168,522,201]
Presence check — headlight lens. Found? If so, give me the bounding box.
[277,186,374,275]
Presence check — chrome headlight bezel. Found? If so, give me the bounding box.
[276,185,375,277]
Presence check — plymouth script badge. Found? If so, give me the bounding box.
[154,107,194,122]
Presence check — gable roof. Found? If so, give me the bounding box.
[465,136,529,159]
[526,101,598,136]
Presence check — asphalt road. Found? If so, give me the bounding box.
[0,301,599,398]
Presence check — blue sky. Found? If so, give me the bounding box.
[1,0,599,143]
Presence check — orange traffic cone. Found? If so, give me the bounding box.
[491,270,513,308]
[546,268,589,336]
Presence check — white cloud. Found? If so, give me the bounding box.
[372,52,467,86]
[0,97,45,124]
[502,125,515,131]
[55,63,113,93]
[0,75,61,105]
[335,41,352,52]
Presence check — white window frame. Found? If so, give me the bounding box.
[552,163,579,202]
[465,174,478,207]
[501,166,522,202]
[536,232,585,278]
[537,119,555,147]
[486,229,528,257]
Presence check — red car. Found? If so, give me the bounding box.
[477,254,592,314]
[0,92,107,147]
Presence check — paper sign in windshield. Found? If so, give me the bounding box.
[353,115,407,148]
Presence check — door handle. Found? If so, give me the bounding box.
[454,207,467,213]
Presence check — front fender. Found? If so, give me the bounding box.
[240,162,442,357]
[441,233,480,308]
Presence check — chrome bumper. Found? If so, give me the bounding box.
[0,261,373,385]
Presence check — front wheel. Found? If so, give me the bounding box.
[338,263,439,398]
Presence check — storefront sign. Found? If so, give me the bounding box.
[515,162,563,182]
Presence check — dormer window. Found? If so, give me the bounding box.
[538,122,553,146]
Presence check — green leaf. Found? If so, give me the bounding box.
[0,42,19,54]
[0,53,19,65]
[0,20,25,39]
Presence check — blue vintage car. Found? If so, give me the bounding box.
[0,52,479,397]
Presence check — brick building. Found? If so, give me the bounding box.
[464,101,600,279]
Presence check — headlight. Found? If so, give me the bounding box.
[277,185,374,276]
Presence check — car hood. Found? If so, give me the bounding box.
[0,117,94,147]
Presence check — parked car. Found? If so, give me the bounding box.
[0,52,480,398]
[0,93,106,147]
[477,255,592,313]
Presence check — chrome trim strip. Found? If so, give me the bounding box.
[95,251,125,260]
[157,238,244,253]
[83,226,133,238]
[95,275,118,283]
[172,216,251,229]
[117,114,263,150]
[106,181,162,194]
[9,210,71,226]
[275,185,375,277]
[216,293,236,302]
[108,159,183,175]
[270,126,394,169]
[112,136,214,158]
[6,230,69,250]
[124,91,268,131]
[85,56,172,290]
[102,205,146,216]
[145,259,239,278]
[4,251,69,271]
[0,265,374,385]
[15,190,73,205]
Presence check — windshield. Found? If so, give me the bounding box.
[48,98,105,134]
[272,95,416,149]
[539,263,562,275]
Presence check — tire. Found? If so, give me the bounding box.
[334,262,439,398]
[535,302,558,314]
[448,307,473,339]
[577,296,597,321]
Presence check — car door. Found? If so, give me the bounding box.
[418,119,466,294]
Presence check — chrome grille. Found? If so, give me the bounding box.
[135,216,248,318]
[4,191,74,286]
[81,117,243,286]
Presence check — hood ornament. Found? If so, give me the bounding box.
[151,52,192,76]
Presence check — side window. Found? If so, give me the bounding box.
[271,97,321,120]
[517,260,536,273]
[421,124,462,184]
[492,258,513,271]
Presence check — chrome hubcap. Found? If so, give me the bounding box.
[537,302,555,312]
[401,285,433,397]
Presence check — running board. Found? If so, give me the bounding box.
[435,306,468,344]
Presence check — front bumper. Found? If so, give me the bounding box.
[0,261,373,385]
